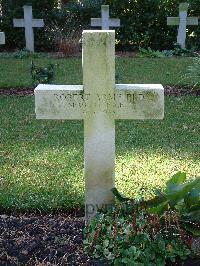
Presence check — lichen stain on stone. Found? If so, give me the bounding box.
[86,168,114,188]
[84,32,114,48]
[143,91,164,118]
[143,91,158,102]
[85,112,115,142]
[142,101,164,119]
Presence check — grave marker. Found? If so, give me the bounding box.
[167,3,198,49]
[35,30,164,223]
[91,5,120,30]
[0,32,5,45]
[13,5,44,52]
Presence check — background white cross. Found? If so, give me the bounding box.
[91,5,120,30]
[13,5,44,52]
[167,3,198,49]
[0,32,5,45]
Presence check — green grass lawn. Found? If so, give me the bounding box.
[0,56,199,211]
[0,95,199,211]
[0,57,194,88]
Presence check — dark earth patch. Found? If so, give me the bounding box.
[0,86,199,97]
[0,213,95,265]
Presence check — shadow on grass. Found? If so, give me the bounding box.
[0,95,199,210]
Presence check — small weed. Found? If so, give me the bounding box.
[137,47,165,58]
[30,61,57,85]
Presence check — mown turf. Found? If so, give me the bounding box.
[0,96,199,211]
[0,57,193,88]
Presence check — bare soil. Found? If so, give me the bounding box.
[0,213,96,265]
[0,86,199,97]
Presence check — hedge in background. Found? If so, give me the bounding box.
[1,0,200,52]
[64,0,200,51]
[0,0,58,51]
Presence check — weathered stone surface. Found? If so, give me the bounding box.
[179,2,189,12]
[115,84,164,119]
[35,84,164,120]
[13,5,44,52]
[91,5,120,30]
[0,32,5,45]
[35,30,164,223]
[83,31,116,222]
[35,85,84,120]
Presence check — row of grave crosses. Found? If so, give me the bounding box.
[0,3,199,51]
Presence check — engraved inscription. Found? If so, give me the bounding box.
[53,92,145,111]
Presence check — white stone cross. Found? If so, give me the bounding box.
[91,5,120,30]
[13,5,44,52]
[0,32,5,45]
[35,30,164,223]
[167,3,198,49]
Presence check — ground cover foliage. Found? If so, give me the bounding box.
[85,173,200,265]
[1,0,200,51]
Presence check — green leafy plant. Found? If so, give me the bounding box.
[163,43,198,58]
[85,172,200,264]
[113,172,200,236]
[173,43,198,57]
[162,49,174,57]
[85,205,192,265]
[30,61,56,85]
[138,44,198,58]
[137,47,165,58]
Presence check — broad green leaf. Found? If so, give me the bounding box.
[111,188,130,203]
[182,221,200,236]
[189,203,200,212]
[144,195,167,208]
[165,179,200,201]
[128,246,137,254]
[185,188,200,208]
[148,201,169,215]
[155,189,165,197]
[103,239,109,248]
[166,172,186,187]
[182,210,200,222]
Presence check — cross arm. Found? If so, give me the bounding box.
[32,19,44,28]
[115,84,164,120]
[35,84,84,120]
[109,19,120,27]
[91,18,102,27]
[13,19,25,27]
[167,17,198,25]
[0,32,5,45]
